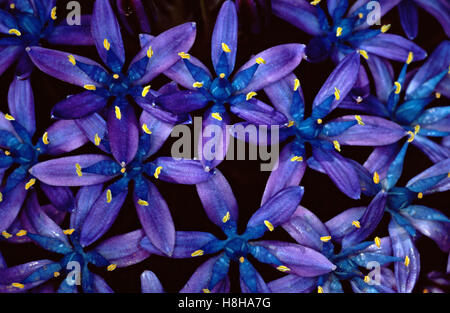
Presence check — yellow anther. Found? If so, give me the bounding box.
[414,125,420,134]
[294,79,300,91]
[287,121,295,127]
[310,0,321,5]
[336,27,343,37]
[8,29,21,36]
[355,115,365,126]
[4,114,15,121]
[4,151,10,156]
[423,288,429,293]
[0,192,2,202]
[404,256,410,267]
[107,264,117,271]
[219,73,226,78]
[320,236,332,242]
[178,52,190,59]
[222,42,231,53]
[51,7,57,20]
[333,140,341,152]
[211,112,222,121]
[246,91,257,101]
[42,132,49,145]
[142,85,151,98]
[407,131,415,142]
[75,163,82,177]
[352,220,361,228]
[16,230,27,237]
[191,250,204,257]
[63,229,75,235]
[54,271,60,278]
[334,87,341,100]
[222,211,231,223]
[142,123,152,135]
[10,3,15,9]
[11,283,24,289]
[359,49,369,60]
[94,133,101,146]
[255,57,266,65]
[277,265,291,272]
[106,189,112,203]
[138,199,149,206]
[239,257,245,263]
[202,289,211,293]
[193,82,204,88]
[2,231,12,239]
[84,84,96,91]
[374,236,381,248]
[25,179,36,190]
[364,275,371,283]
[394,82,402,94]
[115,106,122,120]
[68,55,76,66]
[316,119,323,124]
[373,171,380,184]
[290,156,304,162]
[103,38,110,51]
[154,166,163,179]
[264,220,274,232]
[147,46,153,58]
[406,52,414,65]
[417,192,423,199]
[435,92,441,99]
[113,74,119,79]
[358,13,364,19]
[381,24,391,33]
[120,167,126,174]
[317,286,324,293]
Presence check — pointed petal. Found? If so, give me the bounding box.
[230,99,288,125]
[45,120,88,155]
[415,0,450,37]
[325,207,365,242]
[75,113,110,153]
[0,181,27,231]
[398,0,419,40]
[152,158,212,184]
[412,135,450,163]
[179,255,223,293]
[139,111,174,158]
[364,143,401,181]
[71,184,103,229]
[0,46,21,77]
[264,73,301,119]
[40,184,75,213]
[366,54,394,103]
[141,271,164,293]
[8,76,35,135]
[407,158,450,194]
[52,92,108,119]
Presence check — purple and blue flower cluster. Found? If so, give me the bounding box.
[0,0,448,293]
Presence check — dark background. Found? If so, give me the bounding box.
[0,0,448,293]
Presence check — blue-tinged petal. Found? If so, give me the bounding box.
[255,241,336,277]
[29,155,115,186]
[0,46,22,76]
[325,207,365,242]
[8,76,35,135]
[91,0,125,65]
[418,107,450,126]
[388,219,420,293]
[342,191,387,248]
[406,41,450,98]
[312,147,361,199]
[211,0,238,74]
[139,111,174,158]
[27,46,107,88]
[364,143,401,181]
[22,262,62,284]
[179,255,224,293]
[415,0,450,37]
[271,0,323,36]
[347,159,381,197]
[268,274,316,293]
[0,8,18,34]
[366,54,394,103]
[0,259,53,285]
[79,188,127,247]
[407,158,450,194]
[107,98,139,165]
[156,90,209,114]
[141,271,164,293]
[283,206,329,251]
[129,22,197,85]
[230,99,288,125]
[46,22,94,46]
[150,158,212,184]
[94,229,150,267]
[358,34,427,63]
[166,57,212,90]
[70,184,103,229]
[327,115,406,146]
[313,51,360,112]
[261,143,306,205]
[239,259,270,293]
[404,216,450,252]
[398,0,418,40]
[413,133,450,163]
[264,73,301,120]
[246,186,304,237]
[234,44,305,94]
[52,92,108,119]
[133,179,175,256]
[0,181,27,232]
[45,120,88,155]
[196,169,238,233]
[401,205,449,223]
[27,233,72,254]
[75,113,110,153]
[385,141,409,190]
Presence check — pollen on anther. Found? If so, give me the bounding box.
[277,265,291,272]
[310,0,321,5]
[178,52,190,59]
[294,79,300,91]
[84,84,96,91]
[394,82,402,94]
[320,236,331,242]
[115,106,122,120]
[75,163,82,177]
[317,286,324,293]
[54,272,60,278]
[364,276,370,283]
[94,133,101,146]
[316,119,323,124]
[333,140,341,152]
[264,220,274,232]
[25,179,36,190]
[211,112,222,121]
[381,24,391,33]
[352,220,361,228]
[147,46,154,58]
[290,156,303,162]
[154,166,163,179]
[202,289,211,293]
[103,38,111,51]
[10,3,15,9]
[142,85,151,98]
[219,73,226,79]
[107,264,117,271]
[68,55,76,66]
[222,211,231,223]
[11,283,24,289]
[334,87,341,100]
[435,92,441,99]
[359,50,369,60]
[239,257,245,263]
[221,43,231,53]
[8,29,21,36]
[42,132,49,145]
[142,123,152,135]
[63,229,75,235]
[2,231,12,239]
[414,125,420,134]
[336,27,343,37]
[193,82,204,88]
[4,114,15,121]
[358,13,363,19]
[106,189,112,203]
[374,236,381,248]
[407,131,415,142]
[355,115,365,126]
[373,171,380,184]
[113,74,119,79]
[246,91,257,101]
[191,250,204,257]
[404,256,410,267]
[138,199,149,206]
[51,7,57,20]
[417,192,423,199]
[16,230,27,237]
[255,57,266,65]
[406,52,414,65]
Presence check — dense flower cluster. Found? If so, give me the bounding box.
[0,0,448,293]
